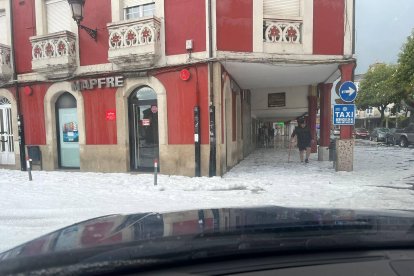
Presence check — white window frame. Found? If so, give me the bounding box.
[123,1,155,20]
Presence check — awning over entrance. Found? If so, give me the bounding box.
[221,62,341,122]
[222,62,341,89]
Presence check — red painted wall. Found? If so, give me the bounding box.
[20,84,49,145]
[164,0,206,55]
[12,0,36,73]
[216,0,253,52]
[79,0,111,65]
[155,65,209,144]
[82,88,117,145]
[313,0,345,55]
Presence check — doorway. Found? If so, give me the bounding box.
[0,97,15,165]
[128,87,159,171]
[55,92,80,169]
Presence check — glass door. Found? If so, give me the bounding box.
[56,93,80,169]
[129,87,159,171]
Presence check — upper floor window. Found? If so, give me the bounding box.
[124,1,155,20]
[46,0,72,33]
[264,0,301,18]
[0,9,7,44]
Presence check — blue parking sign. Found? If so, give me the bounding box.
[333,104,355,125]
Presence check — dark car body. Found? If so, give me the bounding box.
[369,128,389,142]
[394,123,414,147]
[353,128,369,139]
[384,128,400,145]
[1,207,414,275]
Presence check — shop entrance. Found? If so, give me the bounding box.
[128,87,159,171]
[55,92,80,168]
[0,97,15,165]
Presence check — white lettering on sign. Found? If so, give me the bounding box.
[71,76,124,91]
[335,112,354,118]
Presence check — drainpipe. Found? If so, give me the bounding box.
[352,0,355,55]
[208,0,216,176]
[9,0,26,171]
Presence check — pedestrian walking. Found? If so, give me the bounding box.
[290,118,314,163]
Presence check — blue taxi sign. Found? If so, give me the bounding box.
[339,81,357,102]
[333,104,355,125]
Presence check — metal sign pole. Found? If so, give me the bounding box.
[26,158,32,181]
[154,159,158,186]
[194,106,201,177]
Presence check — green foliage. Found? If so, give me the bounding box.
[396,30,414,112]
[356,63,399,113]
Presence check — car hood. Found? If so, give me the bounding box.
[1,206,414,274]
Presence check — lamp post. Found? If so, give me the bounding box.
[67,0,97,41]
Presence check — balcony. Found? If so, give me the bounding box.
[0,44,12,83]
[107,16,161,69]
[30,31,77,79]
[263,18,304,54]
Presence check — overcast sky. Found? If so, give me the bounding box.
[355,0,414,74]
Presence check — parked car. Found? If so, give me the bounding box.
[353,128,369,139]
[333,127,340,136]
[369,128,389,142]
[384,128,401,145]
[394,123,414,147]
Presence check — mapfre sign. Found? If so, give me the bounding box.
[71,76,124,91]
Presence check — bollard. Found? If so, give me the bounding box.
[26,158,32,181]
[154,159,158,186]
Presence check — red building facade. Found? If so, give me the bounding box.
[0,0,355,175]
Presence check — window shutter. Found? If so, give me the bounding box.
[264,0,300,17]
[0,11,7,44]
[46,0,72,33]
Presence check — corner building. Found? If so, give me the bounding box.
[0,0,356,176]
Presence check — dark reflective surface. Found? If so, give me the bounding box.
[1,207,414,262]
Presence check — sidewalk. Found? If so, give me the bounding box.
[0,140,413,251]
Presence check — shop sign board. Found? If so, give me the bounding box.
[105,110,116,121]
[71,76,124,91]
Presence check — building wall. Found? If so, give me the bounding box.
[250,86,309,117]
[313,0,345,55]
[82,87,117,144]
[12,0,36,74]
[79,0,112,66]
[216,0,253,52]
[20,84,50,145]
[164,0,206,55]
[155,64,209,145]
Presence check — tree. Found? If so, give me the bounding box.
[356,63,400,126]
[396,29,414,121]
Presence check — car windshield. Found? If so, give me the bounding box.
[1,0,414,273]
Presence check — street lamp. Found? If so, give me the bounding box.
[67,0,97,41]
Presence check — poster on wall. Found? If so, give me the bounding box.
[59,108,80,168]
[62,121,79,142]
